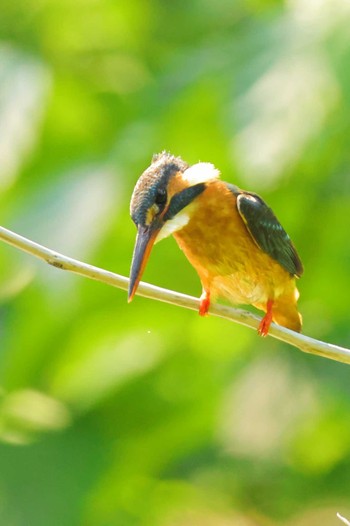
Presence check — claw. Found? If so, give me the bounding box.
[199,290,211,316]
[258,299,274,337]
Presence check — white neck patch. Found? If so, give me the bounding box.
[182,162,220,186]
[155,209,191,243]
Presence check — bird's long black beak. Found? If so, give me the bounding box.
[128,224,160,302]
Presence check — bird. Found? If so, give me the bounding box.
[128,152,303,336]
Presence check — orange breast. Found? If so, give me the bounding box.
[173,180,294,306]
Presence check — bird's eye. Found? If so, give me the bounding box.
[154,188,167,206]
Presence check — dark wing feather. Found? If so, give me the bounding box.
[234,190,303,277]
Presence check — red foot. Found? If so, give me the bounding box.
[199,290,210,317]
[258,299,274,337]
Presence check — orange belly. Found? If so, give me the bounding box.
[173,183,301,331]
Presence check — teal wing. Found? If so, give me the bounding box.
[230,187,303,277]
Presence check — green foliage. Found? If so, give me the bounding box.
[0,1,350,524]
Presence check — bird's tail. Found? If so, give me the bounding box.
[272,295,302,333]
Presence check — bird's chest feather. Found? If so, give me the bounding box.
[173,185,288,302]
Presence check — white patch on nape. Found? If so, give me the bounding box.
[155,210,190,243]
[182,162,220,185]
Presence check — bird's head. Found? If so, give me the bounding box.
[128,152,219,301]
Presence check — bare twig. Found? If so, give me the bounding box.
[338,513,350,526]
[0,225,349,365]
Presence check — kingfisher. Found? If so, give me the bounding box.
[128,152,303,336]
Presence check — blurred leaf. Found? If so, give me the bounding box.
[0,45,51,190]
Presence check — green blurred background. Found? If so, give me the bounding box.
[0,0,350,524]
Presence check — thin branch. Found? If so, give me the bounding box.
[338,513,350,526]
[0,225,349,365]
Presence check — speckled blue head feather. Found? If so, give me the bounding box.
[130,152,189,226]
